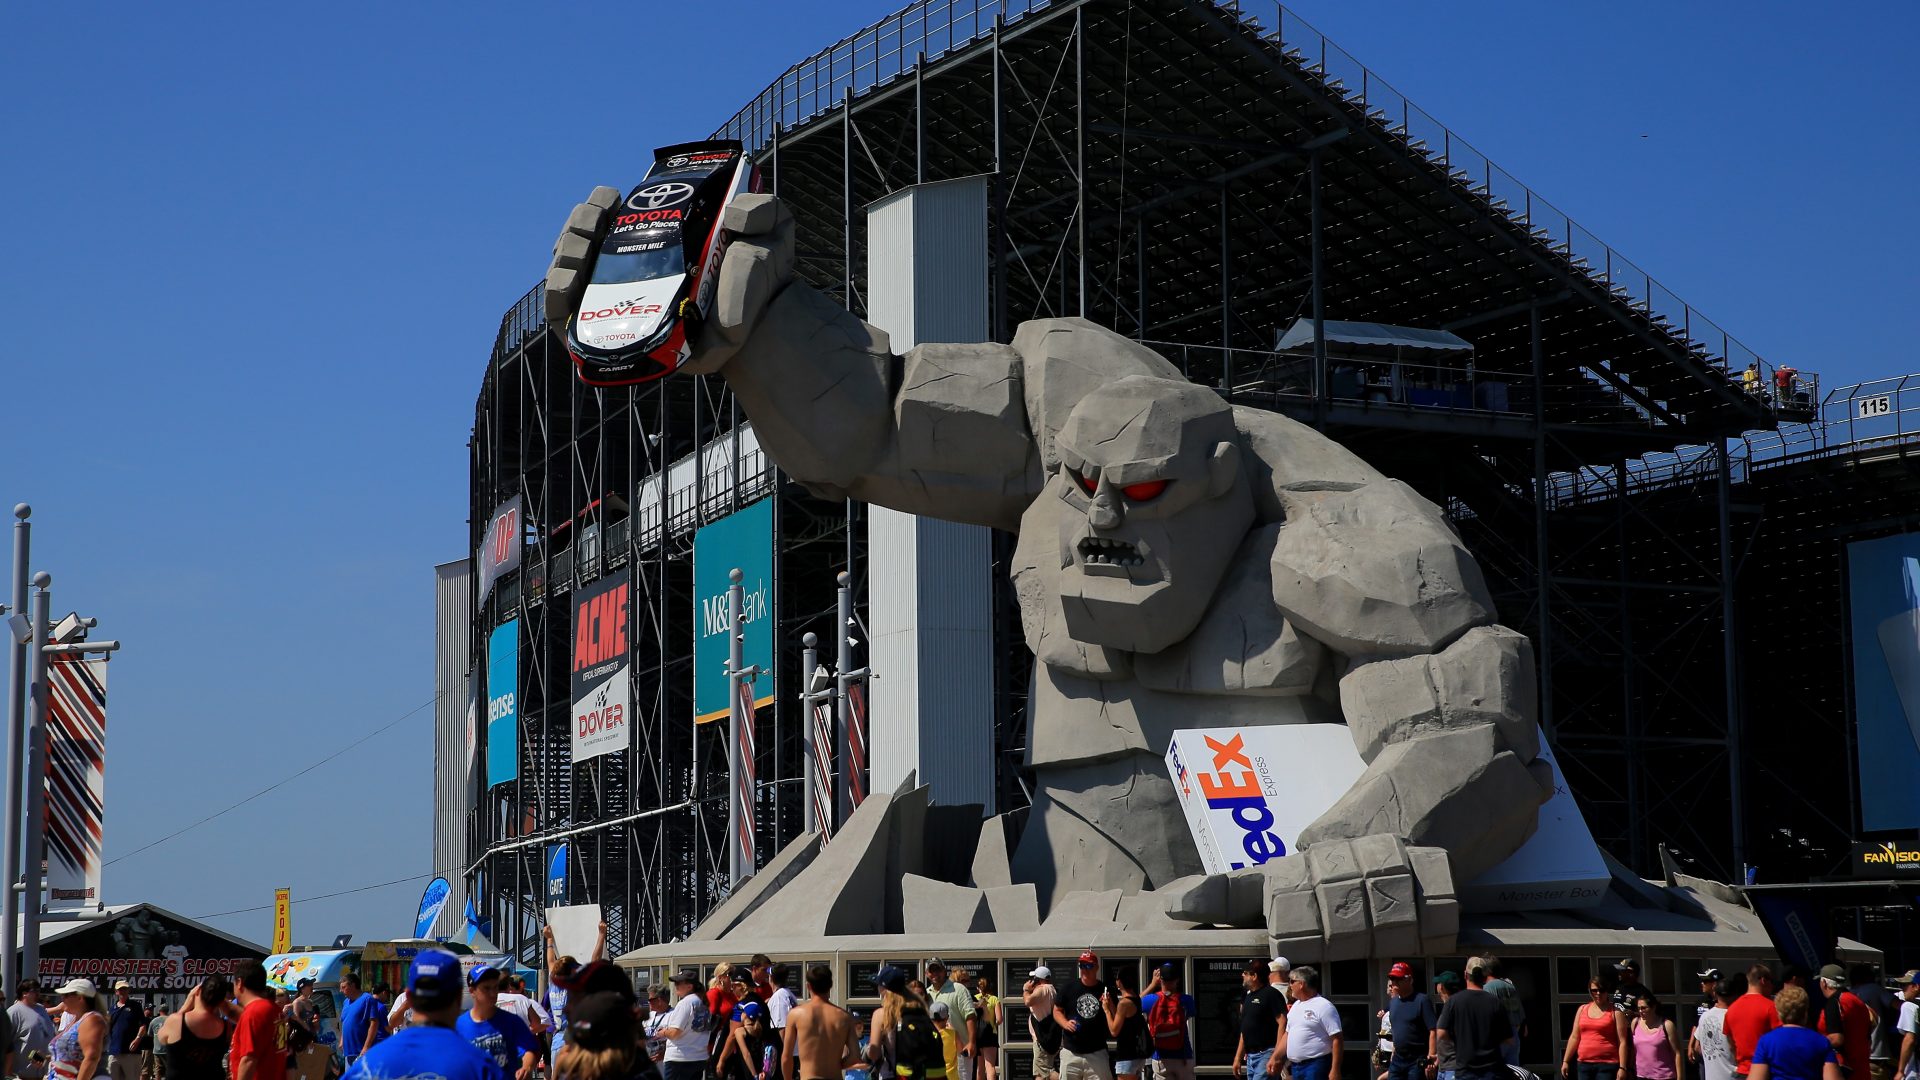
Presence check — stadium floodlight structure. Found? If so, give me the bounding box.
[469,0,1806,962]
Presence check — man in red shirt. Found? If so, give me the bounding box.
[1725,963,1781,1079]
[1815,965,1873,1080]
[231,959,287,1080]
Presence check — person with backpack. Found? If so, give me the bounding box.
[1141,966,1196,1080]
[867,968,946,1080]
[1104,971,1150,1079]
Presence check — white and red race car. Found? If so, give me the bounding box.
[565,141,757,386]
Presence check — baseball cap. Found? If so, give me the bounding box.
[1078,950,1099,967]
[114,981,131,991]
[1388,962,1413,979]
[408,949,464,1011]
[930,1001,950,1020]
[739,1001,768,1022]
[1243,960,1266,976]
[1817,964,1848,987]
[926,958,947,972]
[54,978,98,999]
[1159,963,1179,978]
[1696,968,1723,981]
[874,965,909,995]
[1615,958,1639,972]
[670,968,700,986]
[1028,966,1052,980]
[1901,969,1920,987]
[467,964,501,988]
[1269,957,1290,973]
[568,992,638,1052]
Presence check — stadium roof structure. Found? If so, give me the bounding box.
[712,0,1809,464]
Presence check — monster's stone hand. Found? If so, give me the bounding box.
[1160,835,1459,961]
[542,191,795,375]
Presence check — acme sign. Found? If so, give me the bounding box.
[1851,839,1920,877]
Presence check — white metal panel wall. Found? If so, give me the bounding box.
[432,559,474,937]
[866,176,996,812]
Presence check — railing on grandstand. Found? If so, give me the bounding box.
[1540,372,1916,510]
[709,0,1789,398]
[489,446,775,617]
[1143,340,1660,425]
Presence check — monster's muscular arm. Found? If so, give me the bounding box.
[546,192,1040,531]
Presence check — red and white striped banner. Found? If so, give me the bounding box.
[806,701,834,838]
[732,679,757,872]
[46,657,106,912]
[845,682,868,811]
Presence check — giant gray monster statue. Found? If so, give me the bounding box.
[546,191,1554,958]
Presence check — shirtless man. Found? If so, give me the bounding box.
[784,966,861,1080]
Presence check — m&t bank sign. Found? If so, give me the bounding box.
[693,498,775,723]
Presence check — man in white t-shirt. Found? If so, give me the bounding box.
[657,968,713,1080]
[1895,970,1920,1080]
[1276,966,1342,1080]
[1690,980,1736,1080]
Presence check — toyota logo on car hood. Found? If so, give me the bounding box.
[628,182,694,210]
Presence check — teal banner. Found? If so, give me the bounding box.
[486,619,519,787]
[694,498,774,722]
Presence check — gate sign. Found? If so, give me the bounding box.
[477,496,524,604]
[571,572,631,763]
[486,620,519,788]
[545,844,568,906]
[46,656,107,913]
[693,498,775,723]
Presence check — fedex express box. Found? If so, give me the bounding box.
[1166,724,1608,911]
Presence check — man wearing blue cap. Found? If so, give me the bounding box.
[345,950,506,1080]
[459,967,542,1080]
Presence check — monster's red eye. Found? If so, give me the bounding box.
[1121,479,1169,502]
[1073,470,1098,494]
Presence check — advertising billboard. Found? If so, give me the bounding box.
[693,497,775,723]
[1845,531,1920,831]
[1166,723,1607,911]
[476,496,523,604]
[46,656,107,912]
[571,572,631,763]
[486,620,519,788]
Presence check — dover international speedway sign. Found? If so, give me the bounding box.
[694,498,775,723]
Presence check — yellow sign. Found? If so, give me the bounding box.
[273,889,292,953]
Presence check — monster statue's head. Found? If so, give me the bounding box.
[1018,376,1255,661]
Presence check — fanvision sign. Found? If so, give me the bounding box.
[1851,839,1920,877]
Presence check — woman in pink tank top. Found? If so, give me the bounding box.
[1632,995,1684,1080]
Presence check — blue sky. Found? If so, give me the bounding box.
[1,1,1914,949]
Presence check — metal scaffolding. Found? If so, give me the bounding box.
[470,0,1813,960]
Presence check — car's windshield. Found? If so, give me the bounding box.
[590,241,684,285]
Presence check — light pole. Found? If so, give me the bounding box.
[13,566,119,986]
[2,504,26,991]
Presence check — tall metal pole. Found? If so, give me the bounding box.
[1529,308,1556,749]
[3,504,29,990]
[726,569,750,887]
[992,16,1008,345]
[834,573,854,827]
[1074,6,1087,317]
[1309,150,1327,422]
[20,573,50,984]
[1718,443,1747,879]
